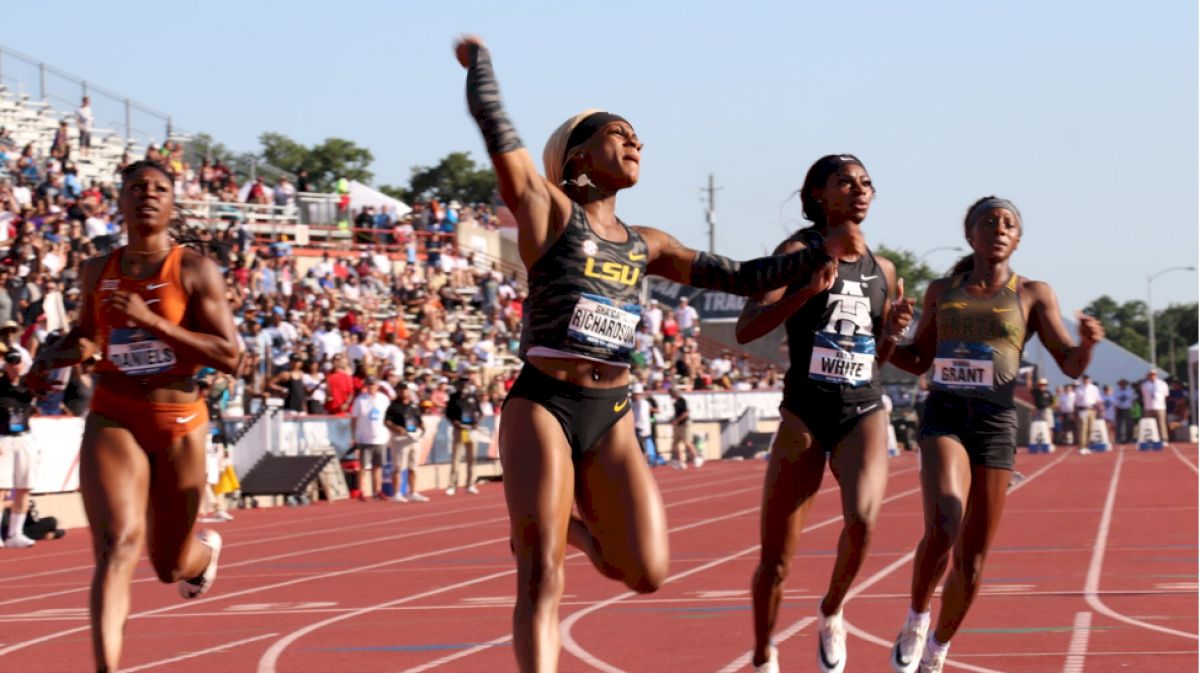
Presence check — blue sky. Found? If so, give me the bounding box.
[3,0,1196,313]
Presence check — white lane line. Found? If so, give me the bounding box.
[0,515,511,609]
[836,448,1077,673]
[0,535,510,658]
[1062,611,1092,673]
[398,634,514,673]
[559,486,925,673]
[0,467,762,587]
[122,633,280,672]
[1169,444,1199,474]
[262,476,839,673]
[1084,447,1199,640]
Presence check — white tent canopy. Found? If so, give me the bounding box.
[1024,315,1166,388]
[348,180,410,218]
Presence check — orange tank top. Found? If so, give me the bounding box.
[94,246,197,379]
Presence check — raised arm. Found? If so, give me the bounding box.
[456,36,573,268]
[637,223,863,301]
[734,238,837,344]
[888,276,947,375]
[1025,280,1103,379]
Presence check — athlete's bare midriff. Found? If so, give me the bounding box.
[95,371,200,404]
[526,354,630,389]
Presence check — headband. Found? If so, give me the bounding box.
[563,111,630,165]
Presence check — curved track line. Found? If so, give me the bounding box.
[256,474,817,673]
[0,466,756,586]
[837,448,1077,673]
[395,463,919,673]
[1084,447,1199,641]
[559,485,925,673]
[0,532,511,657]
[722,447,1075,673]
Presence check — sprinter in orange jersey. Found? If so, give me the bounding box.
[28,160,241,673]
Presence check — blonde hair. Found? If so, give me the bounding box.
[542,108,604,188]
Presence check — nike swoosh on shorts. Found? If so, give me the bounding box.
[175,413,199,424]
[613,398,630,413]
[856,403,879,415]
[146,282,170,290]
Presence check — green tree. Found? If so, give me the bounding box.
[1082,295,1148,360]
[1082,296,1197,380]
[258,133,374,191]
[873,245,943,299]
[403,151,497,205]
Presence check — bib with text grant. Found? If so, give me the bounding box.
[808,333,875,387]
[932,341,994,391]
[108,328,177,376]
[567,293,641,358]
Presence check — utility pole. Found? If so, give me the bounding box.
[702,174,721,254]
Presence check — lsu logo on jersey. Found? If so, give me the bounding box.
[584,257,641,287]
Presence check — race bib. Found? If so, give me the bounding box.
[809,333,875,387]
[108,328,177,376]
[932,341,994,390]
[567,293,641,357]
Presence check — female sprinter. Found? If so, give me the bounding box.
[886,197,1102,673]
[736,154,915,673]
[455,36,859,673]
[28,160,242,673]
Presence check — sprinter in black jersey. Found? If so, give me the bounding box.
[736,154,914,673]
[456,36,860,673]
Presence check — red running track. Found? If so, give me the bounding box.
[0,444,1194,672]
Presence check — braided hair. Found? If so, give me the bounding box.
[119,160,205,249]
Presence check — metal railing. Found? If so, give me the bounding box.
[0,43,172,147]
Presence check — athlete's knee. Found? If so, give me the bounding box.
[843,507,879,545]
[755,552,793,586]
[95,528,144,568]
[953,550,989,593]
[624,555,668,594]
[516,546,566,600]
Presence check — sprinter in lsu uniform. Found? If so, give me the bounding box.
[455,36,861,673]
[28,161,241,673]
[736,154,914,673]
[885,197,1102,673]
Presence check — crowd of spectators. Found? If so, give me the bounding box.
[1032,371,1192,448]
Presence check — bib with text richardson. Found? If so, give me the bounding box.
[567,293,641,358]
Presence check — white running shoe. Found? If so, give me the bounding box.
[467,485,480,495]
[669,460,687,470]
[692,456,705,469]
[445,486,457,496]
[179,529,222,599]
[391,494,409,503]
[891,611,930,673]
[753,645,779,673]
[918,642,947,673]
[216,511,234,522]
[816,606,847,673]
[409,492,430,502]
[1079,448,1092,455]
[5,534,35,549]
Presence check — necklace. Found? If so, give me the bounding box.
[125,246,173,256]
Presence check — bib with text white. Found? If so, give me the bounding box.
[932,341,994,391]
[808,332,875,387]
